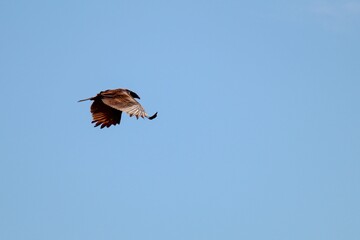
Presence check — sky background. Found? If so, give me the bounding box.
[1,0,360,239]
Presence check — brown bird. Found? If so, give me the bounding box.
[79,88,157,128]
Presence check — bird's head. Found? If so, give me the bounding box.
[127,89,140,99]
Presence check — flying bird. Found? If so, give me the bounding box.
[79,88,157,128]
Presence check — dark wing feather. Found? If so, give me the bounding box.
[90,98,122,128]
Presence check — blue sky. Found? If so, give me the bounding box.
[1,0,359,239]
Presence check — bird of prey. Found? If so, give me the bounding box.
[79,88,157,128]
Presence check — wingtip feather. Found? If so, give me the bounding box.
[148,112,158,120]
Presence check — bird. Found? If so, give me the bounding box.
[78,88,157,128]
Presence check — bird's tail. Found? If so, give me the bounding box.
[78,97,93,102]
[147,112,158,120]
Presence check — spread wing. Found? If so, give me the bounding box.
[90,98,122,128]
[101,90,148,119]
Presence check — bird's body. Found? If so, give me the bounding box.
[79,88,157,128]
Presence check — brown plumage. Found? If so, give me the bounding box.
[79,88,157,128]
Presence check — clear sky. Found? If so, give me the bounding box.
[1,0,359,239]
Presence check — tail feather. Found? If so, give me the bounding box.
[78,97,93,102]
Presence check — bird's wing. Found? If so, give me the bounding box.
[101,90,148,119]
[90,98,122,128]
